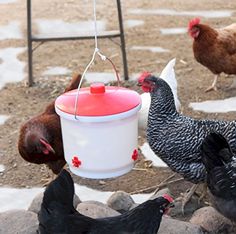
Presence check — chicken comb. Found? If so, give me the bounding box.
[162,194,174,203]
[138,71,152,83]
[188,18,200,30]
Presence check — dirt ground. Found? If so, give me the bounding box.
[1,0,236,210]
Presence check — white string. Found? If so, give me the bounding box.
[74,0,120,119]
[93,0,98,49]
[93,0,107,61]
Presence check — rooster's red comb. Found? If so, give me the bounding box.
[162,194,174,203]
[188,18,200,31]
[138,71,152,83]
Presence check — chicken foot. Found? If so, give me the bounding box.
[197,183,208,203]
[181,183,207,214]
[181,184,199,214]
[205,74,219,92]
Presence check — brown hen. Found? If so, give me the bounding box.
[188,18,236,92]
[18,73,81,174]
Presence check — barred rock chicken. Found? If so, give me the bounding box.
[18,73,81,175]
[188,18,236,92]
[38,169,174,234]
[201,132,236,222]
[138,73,236,207]
[138,58,181,131]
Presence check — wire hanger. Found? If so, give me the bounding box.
[74,0,121,119]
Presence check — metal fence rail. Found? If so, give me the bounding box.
[26,0,129,86]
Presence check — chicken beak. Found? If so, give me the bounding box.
[40,139,56,154]
[46,144,56,154]
[168,202,175,208]
[164,202,175,215]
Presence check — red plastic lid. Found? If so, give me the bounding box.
[55,83,141,116]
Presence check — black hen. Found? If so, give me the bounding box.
[201,132,236,221]
[38,169,173,234]
[138,73,236,184]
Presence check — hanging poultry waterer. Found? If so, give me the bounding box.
[55,82,141,179]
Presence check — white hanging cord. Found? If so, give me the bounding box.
[74,0,120,119]
[93,0,98,50]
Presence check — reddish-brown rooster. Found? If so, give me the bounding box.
[18,73,81,175]
[188,18,236,92]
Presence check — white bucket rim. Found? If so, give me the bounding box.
[69,163,134,179]
[55,103,141,123]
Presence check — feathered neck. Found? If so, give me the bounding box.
[194,24,218,43]
[149,79,178,118]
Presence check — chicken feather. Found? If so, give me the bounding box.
[138,74,236,184]
[38,169,174,234]
[138,58,180,131]
[18,73,81,174]
[201,132,236,221]
[188,18,236,91]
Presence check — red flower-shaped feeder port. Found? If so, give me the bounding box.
[132,149,139,161]
[72,156,81,168]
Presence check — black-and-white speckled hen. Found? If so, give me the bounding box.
[201,132,236,222]
[138,73,236,185]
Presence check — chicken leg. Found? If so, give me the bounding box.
[205,75,219,92]
[181,183,207,214]
[181,184,199,214]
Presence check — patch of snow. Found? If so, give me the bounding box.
[131,46,170,53]
[160,27,187,35]
[0,115,10,125]
[0,47,26,90]
[74,184,113,204]
[0,21,22,40]
[0,184,153,212]
[189,96,236,113]
[0,165,5,173]
[140,142,168,168]
[84,72,118,84]
[124,20,144,28]
[0,187,43,212]
[0,0,17,3]
[42,66,72,76]
[128,8,234,18]
[74,184,152,204]
[35,19,106,37]
[131,193,153,204]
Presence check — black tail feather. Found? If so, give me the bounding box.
[201,132,236,212]
[201,132,233,171]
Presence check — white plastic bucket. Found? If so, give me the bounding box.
[55,83,141,179]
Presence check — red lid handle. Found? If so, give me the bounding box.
[90,83,105,94]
